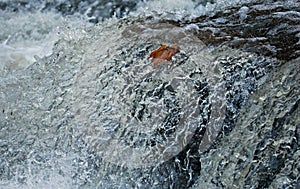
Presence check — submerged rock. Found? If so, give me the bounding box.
[194,58,299,189]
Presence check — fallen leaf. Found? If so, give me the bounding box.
[149,44,180,68]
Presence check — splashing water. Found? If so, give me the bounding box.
[0,0,298,188]
[133,0,256,20]
[0,14,227,187]
[72,20,226,170]
[0,12,64,71]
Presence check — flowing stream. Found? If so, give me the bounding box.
[0,0,299,188]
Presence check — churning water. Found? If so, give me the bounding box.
[0,0,299,188]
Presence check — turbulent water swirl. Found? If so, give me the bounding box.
[72,21,226,169]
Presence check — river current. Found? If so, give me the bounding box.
[0,0,299,188]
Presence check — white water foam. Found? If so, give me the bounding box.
[133,0,256,20]
[0,11,86,72]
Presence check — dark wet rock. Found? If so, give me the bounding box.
[168,0,300,62]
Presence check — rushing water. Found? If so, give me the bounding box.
[0,0,299,188]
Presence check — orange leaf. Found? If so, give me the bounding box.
[149,44,180,68]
